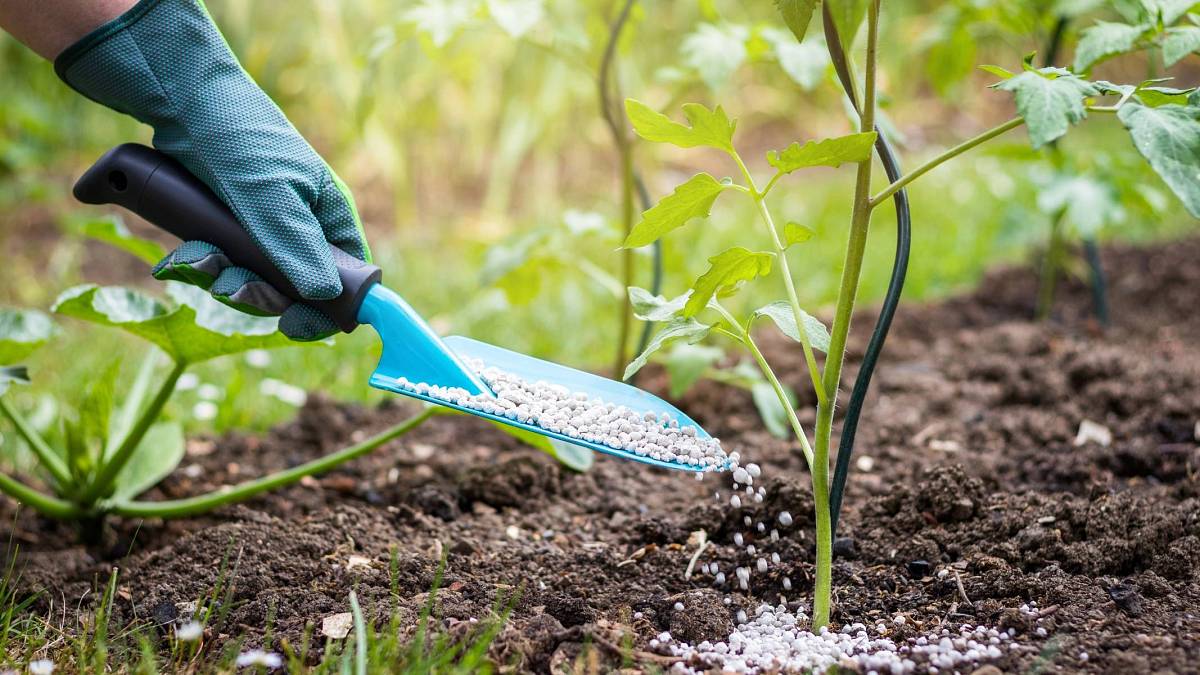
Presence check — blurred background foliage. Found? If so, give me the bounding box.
[0,0,1196,440]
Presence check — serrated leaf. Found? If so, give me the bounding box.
[53,283,297,365]
[624,318,712,381]
[766,132,877,173]
[979,64,1016,80]
[994,69,1100,148]
[663,343,724,398]
[623,173,728,248]
[67,215,167,265]
[775,0,818,42]
[624,100,737,152]
[682,23,749,89]
[1146,0,1199,25]
[486,0,542,38]
[111,421,185,500]
[783,222,815,247]
[751,381,796,439]
[1074,21,1149,72]
[752,301,830,352]
[628,287,689,322]
[1163,25,1200,65]
[1118,102,1200,217]
[0,366,29,396]
[0,309,58,365]
[684,248,774,317]
[827,0,868,46]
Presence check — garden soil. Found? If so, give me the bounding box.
[4,238,1199,673]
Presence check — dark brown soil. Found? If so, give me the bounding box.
[4,239,1199,673]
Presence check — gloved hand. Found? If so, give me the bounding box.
[54,0,370,341]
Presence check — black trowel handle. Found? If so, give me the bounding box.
[73,143,381,333]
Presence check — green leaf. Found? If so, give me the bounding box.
[662,343,724,398]
[751,301,830,352]
[1137,85,1197,107]
[681,23,749,89]
[750,381,796,439]
[1146,0,1199,25]
[111,421,185,500]
[763,28,828,90]
[774,0,818,42]
[623,173,728,248]
[1117,102,1200,217]
[624,100,737,152]
[1162,25,1200,66]
[826,0,868,46]
[628,287,689,322]
[624,318,712,381]
[766,132,877,173]
[1073,21,1149,72]
[67,215,167,265]
[994,69,1100,149]
[783,222,815,247]
[1037,175,1123,236]
[53,283,297,365]
[0,366,29,396]
[979,64,1016,80]
[684,247,774,318]
[0,309,58,365]
[487,422,593,472]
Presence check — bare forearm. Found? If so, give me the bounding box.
[0,0,136,59]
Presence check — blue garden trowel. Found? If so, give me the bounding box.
[74,144,724,472]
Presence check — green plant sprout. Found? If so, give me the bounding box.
[1031,1,1200,320]
[621,0,1200,629]
[0,223,590,527]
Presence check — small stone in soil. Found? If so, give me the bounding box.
[906,559,932,578]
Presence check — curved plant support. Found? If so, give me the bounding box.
[599,0,639,380]
[829,131,910,537]
[1040,14,1111,327]
[631,173,662,365]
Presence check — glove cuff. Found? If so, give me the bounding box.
[54,0,162,83]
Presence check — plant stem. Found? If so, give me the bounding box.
[869,117,1024,208]
[711,303,814,467]
[1036,209,1067,320]
[0,397,70,488]
[810,0,880,630]
[0,470,82,519]
[82,360,186,505]
[730,153,826,405]
[599,0,639,380]
[109,408,436,518]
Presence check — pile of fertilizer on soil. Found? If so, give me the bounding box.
[657,608,1017,674]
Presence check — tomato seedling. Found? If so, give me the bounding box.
[622,0,1200,629]
[0,222,593,528]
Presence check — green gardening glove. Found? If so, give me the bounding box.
[55,0,370,341]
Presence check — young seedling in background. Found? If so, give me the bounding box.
[0,223,590,529]
[622,0,1200,629]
